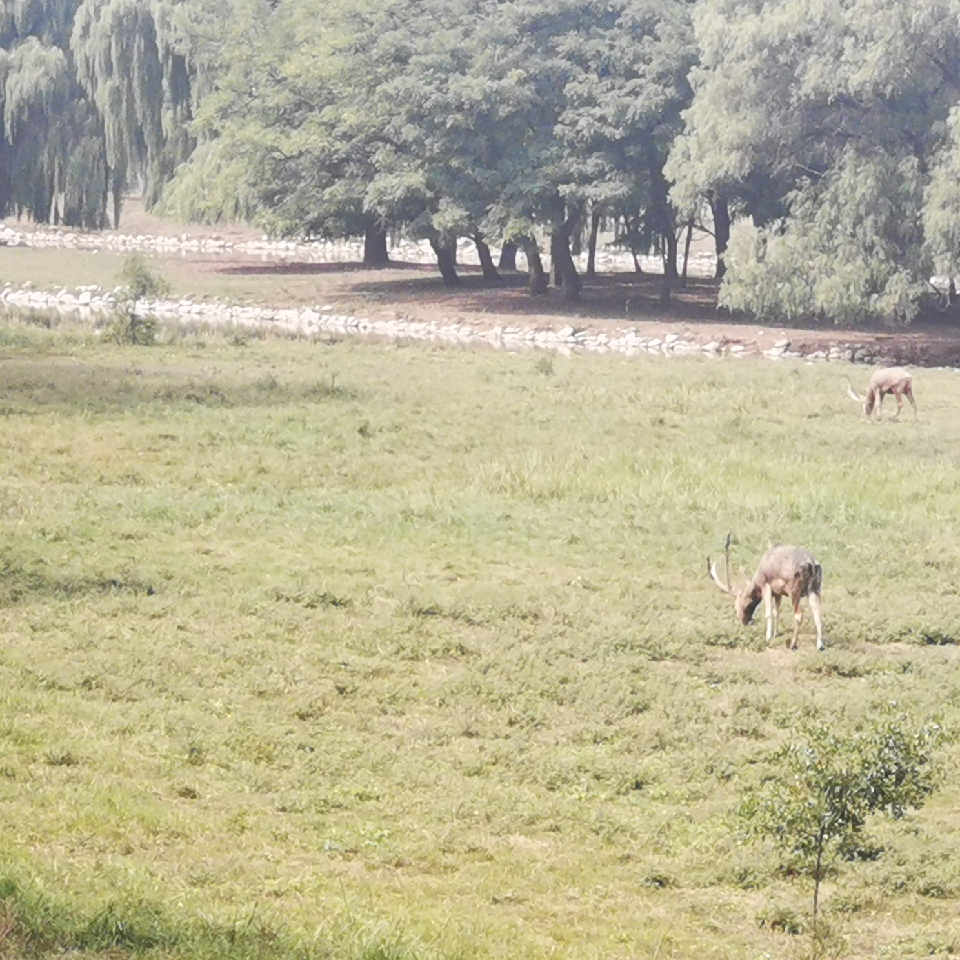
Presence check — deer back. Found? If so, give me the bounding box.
[869,367,911,392]
[751,545,821,599]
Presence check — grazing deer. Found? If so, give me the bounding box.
[847,367,917,420]
[708,536,824,651]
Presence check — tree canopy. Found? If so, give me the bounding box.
[668,0,960,323]
[0,0,107,226]
[158,0,697,297]
[8,0,960,320]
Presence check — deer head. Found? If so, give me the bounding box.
[707,534,762,625]
[846,379,872,416]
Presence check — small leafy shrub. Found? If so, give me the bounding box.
[105,254,170,345]
[305,373,359,401]
[742,718,941,954]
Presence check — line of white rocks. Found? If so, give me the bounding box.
[0,281,893,364]
[0,221,718,276]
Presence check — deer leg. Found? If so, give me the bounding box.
[892,389,903,422]
[808,592,825,651]
[790,600,803,650]
[906,385,918,421]
[875,391,885,420]
[763,584,775,641]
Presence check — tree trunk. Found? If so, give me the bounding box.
[550,199,583,303]
[498,242,518,271]
[621,211,644,275]
[645,140,677,304]
[586,208,602,279]
[112,174,123,229]
[103,163,111,229]
[429,236,461,286]
[658,226,678,305]
[552,238,563,288]
[680,218,695,288]
[660,230,677,305]
[660,268,672,305]
[571,211,584,257]
[711,194,731,280]
[552,231,582,303]
[664,229,679,281]
[520,237,549,296]
[48,158,58,225]
[363,222,390,266]
[473,235,502,281]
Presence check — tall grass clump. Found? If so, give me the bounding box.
[0,875,424,960]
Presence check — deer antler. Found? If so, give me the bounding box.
[708,533,735,594]
[846,378,865,403]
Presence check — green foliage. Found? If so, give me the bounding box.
[741,717,942,952]
[0,14,111,229]
[720,151,929,325]
[742,720,941,864]
[671,0,960,324]
[104,254,170,345]
[163,0,696,293]
[0,0,220,227]
[163,0,389,234]
[923,102,960,277]
[117,253,171,302]
[71,0,214,209]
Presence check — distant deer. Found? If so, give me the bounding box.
[708,535,824,651]
[847,367,917,421]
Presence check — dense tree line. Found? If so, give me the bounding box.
[5,0,960,322]
[0,0,207,227]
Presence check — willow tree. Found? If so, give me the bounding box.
[71,0,223,222]
[0,0,111,227]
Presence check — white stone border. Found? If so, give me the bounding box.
[0,281,897,364]
[0,221,720,276]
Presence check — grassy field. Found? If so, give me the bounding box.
[1,318,960,959]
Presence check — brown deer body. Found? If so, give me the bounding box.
[709,538,824,650]
[847,367,917,420]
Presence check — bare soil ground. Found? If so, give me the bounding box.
[207,260,960,367]
[25,198,960,366]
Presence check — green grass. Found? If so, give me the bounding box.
[1,321,960,958]
[0,245,369,308]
